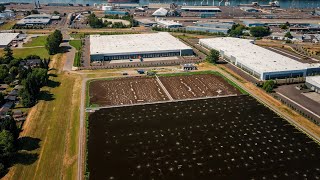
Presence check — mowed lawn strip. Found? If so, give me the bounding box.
[8,55,80,180]
[0,47,50,59]
[69,40,82,51]
[24,36,48,47]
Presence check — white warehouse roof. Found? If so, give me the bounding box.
[157,19,182,27]
[306,76,320,89]
[0,33,19,47]
[199,37,319,75]
[90,32,192,56]
[152,7,168,16]
[181,6,221,11]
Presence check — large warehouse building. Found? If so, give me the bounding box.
[199,37,320,80]
[90,32,193,61]
[306,76,320,93]
[16,14,59,26]
[0,33,20,48]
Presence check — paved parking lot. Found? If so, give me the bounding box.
[274,84,320,124]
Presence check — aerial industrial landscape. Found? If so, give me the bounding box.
[0,0,320,179]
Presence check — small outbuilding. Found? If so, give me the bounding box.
[181,63,197,71]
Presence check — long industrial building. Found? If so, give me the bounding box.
[90,32,193,61]
[16,14,60,26]
[186,21,234,34]
[199,37,320,80]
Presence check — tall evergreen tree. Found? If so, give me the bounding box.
[45,30,63,55]
[3,46,14,64]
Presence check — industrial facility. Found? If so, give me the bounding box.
[199,37,320,80]
[306,76,320,94]
[186,21,234,34]
[152,7,168,17]
[156,19,182,28]
[0,33,20,48]
[16,14,60,26]
[90,32,193,61]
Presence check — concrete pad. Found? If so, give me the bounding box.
[302,92,320,103]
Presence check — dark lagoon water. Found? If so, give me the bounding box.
[2,0,320,8]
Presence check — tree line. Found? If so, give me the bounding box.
[45,30,63,55]
[88,13,138,28]
[0,117,19,176]
[152,26,225,36]
[0,47,50,107]
[228,24,271,38]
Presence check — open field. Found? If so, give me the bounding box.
[4,53,81,180]
[88,72,244,107]
[87,95,320,179]
[23,36,48,47]
[69,40,82,51]
[159,74,242,100]
[0,47,50,59]
[89,77,169,107]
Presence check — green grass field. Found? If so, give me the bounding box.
[73,51,81,67]
[7,54,81,180]
[24,36,48,47]
[0,47,50,59]
[69,40,82,51]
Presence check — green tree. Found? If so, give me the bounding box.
[0,130,15,157]
[206,49,220,64]
[3,46,14,64]
[32,68,48,87]
[285,21,290,27]
[262,80,276,92]
[0,163,5,176]
[19,68,48,107]
[20,88,34,107]
[284,32,293,39]
[0,65,9,83]
[53,30,63,43]
[0,92,3,104]
[0,5,5,12]
[46,30,63,55]
[0,116,19,140]
[53,11,60,15]
[280,24,288,30]
[9,66,19,77]
[88,13,104,28]
[228,24,246,37]
[8,59,20,68]
[250,27,271,37]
